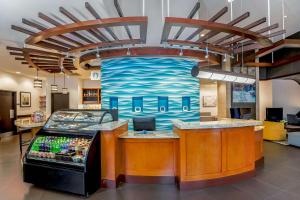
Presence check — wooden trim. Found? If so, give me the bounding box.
[178,170,255,190]
[79,47,220,65]
[69,39,142,53]
[122,175,176,185]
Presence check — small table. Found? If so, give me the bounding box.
[15,120,45,154]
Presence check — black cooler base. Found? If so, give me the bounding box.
[23,162,99,197]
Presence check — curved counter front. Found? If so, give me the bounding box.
[173,119,262,189]
[100,119,263,189]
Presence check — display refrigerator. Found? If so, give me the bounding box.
[23,109,115,196]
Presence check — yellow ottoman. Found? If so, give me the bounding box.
[263,121,287,141]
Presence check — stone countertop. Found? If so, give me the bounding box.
[119,131,179,139]
[172,118,263,130]
[15,121,45,128]
[82,120,128,131]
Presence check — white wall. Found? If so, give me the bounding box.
[82,80,101,88]
[258,80,273,120]
[0,70,46,116]
[200,83,218,116]
[46,76,83,116]
[272,79,300,118]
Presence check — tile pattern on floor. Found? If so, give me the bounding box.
[1,134,300,200]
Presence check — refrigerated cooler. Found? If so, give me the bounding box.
[23,109,115,196]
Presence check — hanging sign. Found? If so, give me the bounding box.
[90,71,101,80]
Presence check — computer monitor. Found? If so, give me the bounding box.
[266,108,283,122]
[230,108,241,119]
[133,117,156,131]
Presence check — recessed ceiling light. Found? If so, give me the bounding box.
[200,33,205,37]
[228,0,234,2]
[16,71,21,74]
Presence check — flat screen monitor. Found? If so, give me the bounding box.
[133,117,156,131]
[230,108,241,119]
[266,108,283,122]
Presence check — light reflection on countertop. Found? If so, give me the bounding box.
[172,118,263,130]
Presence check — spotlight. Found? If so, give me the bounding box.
[223,54,227,62]
[127,48,131,56]
[179,48,183,56]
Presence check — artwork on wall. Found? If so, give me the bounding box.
[101,57,200,130]
[20,92,31,107]
[203,96,217,107]
[232,83,256,103]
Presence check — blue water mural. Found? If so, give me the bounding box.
[101,57,200,130]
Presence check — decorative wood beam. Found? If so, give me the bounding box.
[114,0,132,39]
[167,39,232,54]
[25,17,147,45]
[173,2,200,40]
[22,18,82,46]
[196,12,250,43]
[69,39,142,53]
[161,17,272,47]
[245,62,273,67]
[9,52,24,56]
[256,39,300,58]
[85,2,118,40]
[38,12,94,44]
[221,23,279,46]
[213,17,266,45]
[80,47,220,65]
[186,6,228,40]
[59,6,109,42]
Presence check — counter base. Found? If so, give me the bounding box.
[178,170,256,190]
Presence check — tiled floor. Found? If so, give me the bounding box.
[1,134,300,200]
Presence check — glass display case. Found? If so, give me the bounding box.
[23,109,115,196]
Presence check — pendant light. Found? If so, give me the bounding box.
[33,69,42,88]
[51,73,58,92]
[62,73,68,94]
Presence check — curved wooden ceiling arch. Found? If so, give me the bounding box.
[25,16,148,49]
[7,1,287,74]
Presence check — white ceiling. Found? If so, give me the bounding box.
[0,0,299,78]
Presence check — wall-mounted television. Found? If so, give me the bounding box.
[232,83,256,103]
[266,108,283,122]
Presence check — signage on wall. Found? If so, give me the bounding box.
[90,71,101,80]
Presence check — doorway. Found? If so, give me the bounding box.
[51,93,69,113]
[0,90,17,134]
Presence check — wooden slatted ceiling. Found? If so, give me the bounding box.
[196,12,250,43]
[161,17,273,47]
[173,2,200,40]
[186,6,228,41]
[221,23,279,46]
[85,2,119,41]
[25,17,148,47]
[59,6,109,42]
[6,46,76,74]
[213,17,267,45]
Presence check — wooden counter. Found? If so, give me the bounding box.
[174,126,256,189]
[100,119,264,189]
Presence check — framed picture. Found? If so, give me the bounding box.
[203,96,217,107]
[20,92,31,107]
